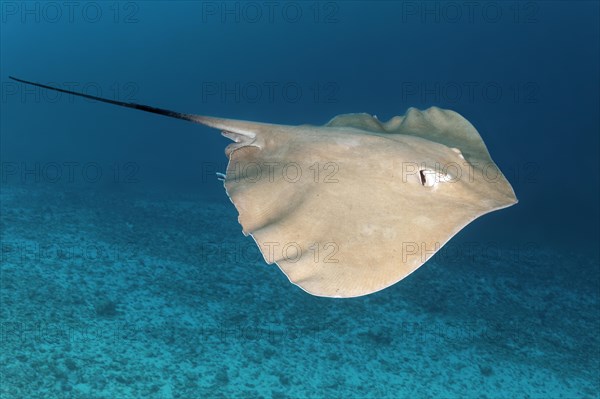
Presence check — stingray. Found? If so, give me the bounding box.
[9,76,517,298]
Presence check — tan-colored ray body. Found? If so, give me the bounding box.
[217,107,517,297]
[10,77,517,298]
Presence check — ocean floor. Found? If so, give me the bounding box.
[1,184,598,399]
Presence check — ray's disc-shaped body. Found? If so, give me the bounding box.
[223,108,517,297]
[10,77,518,298]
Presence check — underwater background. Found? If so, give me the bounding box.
[1,1,598,398]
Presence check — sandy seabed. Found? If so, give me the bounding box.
[1,184,598,399]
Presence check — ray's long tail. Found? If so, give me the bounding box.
[8,76,264,138]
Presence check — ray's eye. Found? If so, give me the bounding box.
[419,170,428,186]
[419,169,452,187]
[419,169,438,187]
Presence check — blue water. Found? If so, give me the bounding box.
[1,2,598,398]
